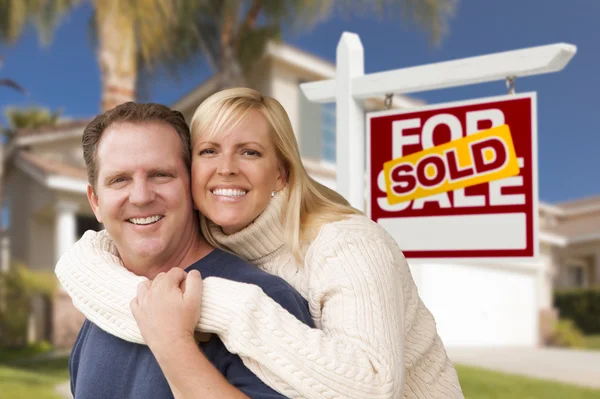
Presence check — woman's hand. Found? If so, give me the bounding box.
[130,268,204,354]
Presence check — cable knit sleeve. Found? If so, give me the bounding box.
[56,226,408,398]
[210,221,407,399]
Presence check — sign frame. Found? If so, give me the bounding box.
[366,92,539,263]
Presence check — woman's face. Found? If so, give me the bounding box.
[191,111,286,234]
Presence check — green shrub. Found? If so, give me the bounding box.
[0,264,57,348]
[0,340,53,363]
[547,319,585,348]
[554,288,600,334]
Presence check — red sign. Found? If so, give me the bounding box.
[367,93,538,260]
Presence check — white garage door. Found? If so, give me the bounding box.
[409,262,538,347]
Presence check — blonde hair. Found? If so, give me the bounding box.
[190,87,361,260]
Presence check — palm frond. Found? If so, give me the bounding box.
[334,0,456,45]
[4,106,62,129]
[0,0,81,46]
[0,78,27,94]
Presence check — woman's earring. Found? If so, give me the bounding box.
[271,191,276,198]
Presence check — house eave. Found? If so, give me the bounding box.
[14,127,85,148]
[15,154,88,194]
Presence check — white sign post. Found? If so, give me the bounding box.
[299,33,577,347]
[300,32,577,212]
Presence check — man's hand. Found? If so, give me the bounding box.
[130,268,204,354]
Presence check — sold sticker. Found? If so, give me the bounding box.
[383,124,519,204]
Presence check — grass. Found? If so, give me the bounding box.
[583,334,600,351]
[0,357,69,399]
[0,341,54,363]
[1,353,600,399]
[456,364,600,399]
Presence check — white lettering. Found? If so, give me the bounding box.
[453,188,485,207]
[421,114,462,150]
[489,158,526,205]
[466,109,505,135]
[392,118,421,158]
[413,193,452,210]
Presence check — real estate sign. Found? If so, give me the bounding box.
[367,93,538,260]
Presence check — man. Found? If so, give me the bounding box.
[69,102,313,398]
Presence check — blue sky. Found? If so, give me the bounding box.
[0,0,597,204]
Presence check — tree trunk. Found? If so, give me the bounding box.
[97,4,137,112]
[0,138,7,272]
[217,45,246,91]
[0,140,4,235]
[217,5,246,92]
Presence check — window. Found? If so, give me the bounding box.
[76,215,102,239]
[566,262,588,288]
[321,103,336,163]
[1,202,9,230]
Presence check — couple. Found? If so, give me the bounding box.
[56,88,463,398]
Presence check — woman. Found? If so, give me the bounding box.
[56,88,463,399]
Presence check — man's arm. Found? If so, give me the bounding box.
[131,268,250,399]
[151,281,310,399]
[152,337,249,399]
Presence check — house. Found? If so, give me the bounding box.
[1,41,597,349]
[540,197,600,289]
[2,42,420,348]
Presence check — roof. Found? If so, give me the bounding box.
[15,119,90,138]
[170,41,424,113]
[12,121,89,151]
[542,212,600,237]
[17,151,87,181]
[555,195,600,211]
[540,196,600,245]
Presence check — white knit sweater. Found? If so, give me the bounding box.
[55,193,463,399]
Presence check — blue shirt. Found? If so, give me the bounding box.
[70,248,314,399]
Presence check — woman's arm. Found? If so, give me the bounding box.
[56,227,414,399]
[201,225,408,399]
[56,230,146,343]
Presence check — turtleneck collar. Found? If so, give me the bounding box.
[208,188,287,263]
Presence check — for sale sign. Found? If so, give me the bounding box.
[367,93,538,260]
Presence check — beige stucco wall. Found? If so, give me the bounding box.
[539,243,558,309]
[8,170,57,268]
[7,168,34,267]
[29,213,55,271]
[268,59,305,143]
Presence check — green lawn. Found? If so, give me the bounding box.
[0,357,69,399]
[1,357,600,398]
[456,364,600,399]
[583,334,600,351]
[0,342,54,363]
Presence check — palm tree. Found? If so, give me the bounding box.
[0,55,28,238]
[156,0,455,91]
[0,56,26,97]
[0,0,197,111]
[0,0,455,111]
[0,0,454,211]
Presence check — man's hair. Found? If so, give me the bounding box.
[82,102,191,189]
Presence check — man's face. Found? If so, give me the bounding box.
[88,121,196,269]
